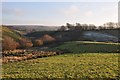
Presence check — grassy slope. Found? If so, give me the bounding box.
[0,26,1,50]
[2,26,22,41]
[49,41,120,53]
[26,30,84,41]
[2,53,119,79]
[95,29,119,38]
[26,29,120,41]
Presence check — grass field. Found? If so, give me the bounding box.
[2,41,120,79]
[2,53,119,79]
[50,41,120,53]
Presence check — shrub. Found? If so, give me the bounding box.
[34,39,44,46]
[40,34,55,44]
[2,36,20,50]
[19,38,33,48]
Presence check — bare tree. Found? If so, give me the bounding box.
[59,25,67,31]
[88,24,96,30]
[66,23,74,30]
[75,23,82,30]
[81,24,88,30]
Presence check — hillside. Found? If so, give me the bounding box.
[1,26,33,50]
[2,26,119,79]
[2,26,22,41]
[0,26,2,41]
[5,25,60,33]
[26,29,119,42]
[2,53,119,79]
[88,29,120,39]
[49,41,119,53]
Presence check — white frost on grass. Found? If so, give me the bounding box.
[83,31,118,42]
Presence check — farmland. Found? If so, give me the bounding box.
[2,42,120,79]
[49,41,120,53]
[2,2,120,79]
[2,53,119,79]
[1,41,119,63]
[1,27,120,79]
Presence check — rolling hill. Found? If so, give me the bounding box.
[49,41,119,53]
[5,25,60,33]
[26,29,119,43]
[1,26,33,50]
[2,26,22,41]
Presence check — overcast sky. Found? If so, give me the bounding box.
[2,1,118,26]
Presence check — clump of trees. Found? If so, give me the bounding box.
[99,22,119,29]
[58,22,119,31]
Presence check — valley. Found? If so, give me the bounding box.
[1,25,120,79]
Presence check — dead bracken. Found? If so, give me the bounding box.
[1,49,64,63]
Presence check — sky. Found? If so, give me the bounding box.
[2,1,118,26]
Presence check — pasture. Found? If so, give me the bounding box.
[50,41,120,53]
[2,53,119,79]
[2,41,120,79]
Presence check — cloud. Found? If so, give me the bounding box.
[63,5,79,15]
[85,11,93,17]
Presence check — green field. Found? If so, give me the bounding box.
[50,41,120,53]
[2,53,119,79]
[2,41,120,79]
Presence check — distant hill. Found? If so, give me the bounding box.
[5,25,60,33]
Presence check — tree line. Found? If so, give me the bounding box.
[58,22,120,31]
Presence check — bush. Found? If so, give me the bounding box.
[34,39,44,46]
[19,38,33,48]
[40,34,55,44]
[2,36,20,50]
